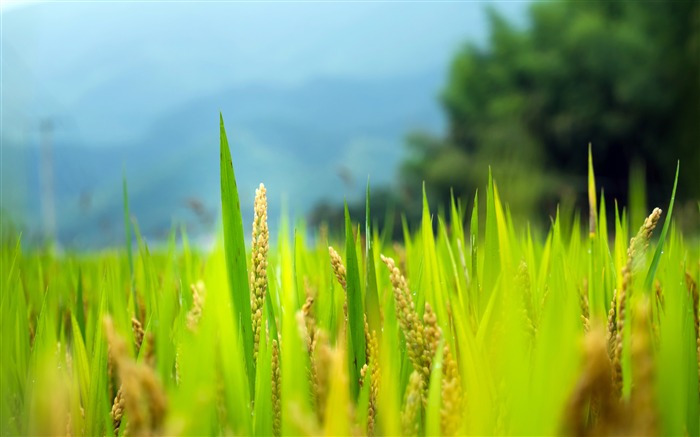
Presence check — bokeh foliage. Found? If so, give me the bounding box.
[403,0,699,226]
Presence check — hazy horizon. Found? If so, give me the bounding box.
[1,1,530,248]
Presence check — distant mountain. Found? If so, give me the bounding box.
[3,72,445,248]
[1,1,529,248]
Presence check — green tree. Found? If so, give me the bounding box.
[405,1,700,222]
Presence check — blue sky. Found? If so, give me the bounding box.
[1,1,531,247]
[3,1,529,144]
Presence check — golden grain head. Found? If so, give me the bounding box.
[271,339,282,437]
[328,246,347,290]
[381,254,428,381]
[187,281,206,331]
[401,370,423,436]
[441,344,462,436]
[423,302,441,371]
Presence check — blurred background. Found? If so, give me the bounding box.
[1,1,698,249]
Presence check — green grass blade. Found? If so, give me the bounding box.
[482,169,499,310]
[365,181,381,339]
[470,190,479,301]
[421,184,446,324]
[75,268,86,341]
[122,171,136,316]
[345,202,366,399]
[86,293,108,436]
[644,161,680,291]
[588,144,597,237]
[70,315,90,406]
[265,282,279,343]
[219,113,255,394]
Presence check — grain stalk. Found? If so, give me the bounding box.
[186,280,206,331]
[441,344,462,436]
[580,279,591,333]
[310,329,332,425]
[380,255,430,388]
[611,208,662,397]
[328,246,347,290]
[271,339,281,437]
[562,325,621,436]
[518,260,537,337]
[301,290,316,354]
[105,317,167,437]
[251,183,269,361]
[401,370,423,436]
[329,246,349,327]
[366,328,380,437]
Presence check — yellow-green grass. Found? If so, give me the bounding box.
[1,119,698,436]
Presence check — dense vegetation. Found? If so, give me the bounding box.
[407,0,699,214]
[1,117,698,436]
[313,1,699,231]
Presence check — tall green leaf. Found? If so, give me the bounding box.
[75,268,85,341]
[644,161,679,291]
[426,339,445,436]
[219,113,255,394]
[345,203,366,399]
[587,144,597,238]
[482,169,500,312]
[122,172,136,316]
[365,182,381,339]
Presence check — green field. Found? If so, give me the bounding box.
[1,117,698,436]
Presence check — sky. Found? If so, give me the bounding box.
[1,0,531,247]
[2,1,530,146]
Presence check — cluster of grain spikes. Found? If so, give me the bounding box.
[565,297,660,436]
[105,316,167,437]
[562,295,659,437]
[380,255,429,386]
[299,282,344,431]
[328,246,347,290]
[301,283,317,354]
[247,182,282,435]
[357,314,381,436]
[579,279,591,333]
[380,254,463,435]
[565,208,665,436]
[271,338,281,437]
[110,310,156,435]
[440,343,463,436]
[328,246,349,329]
[186,280,206,331]
[608,207,662,397]
[365,326,380,437]
[328,246,381,436]
[517,260,537,337]
[561,324,621,436]
[401,370,424,436]
[250,183,269,361]
[310,329,332,425]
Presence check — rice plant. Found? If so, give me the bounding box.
[1,116,698,436]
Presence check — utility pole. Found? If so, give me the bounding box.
[40,119,56,243]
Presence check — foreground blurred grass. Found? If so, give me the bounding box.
[1,118,698,436]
